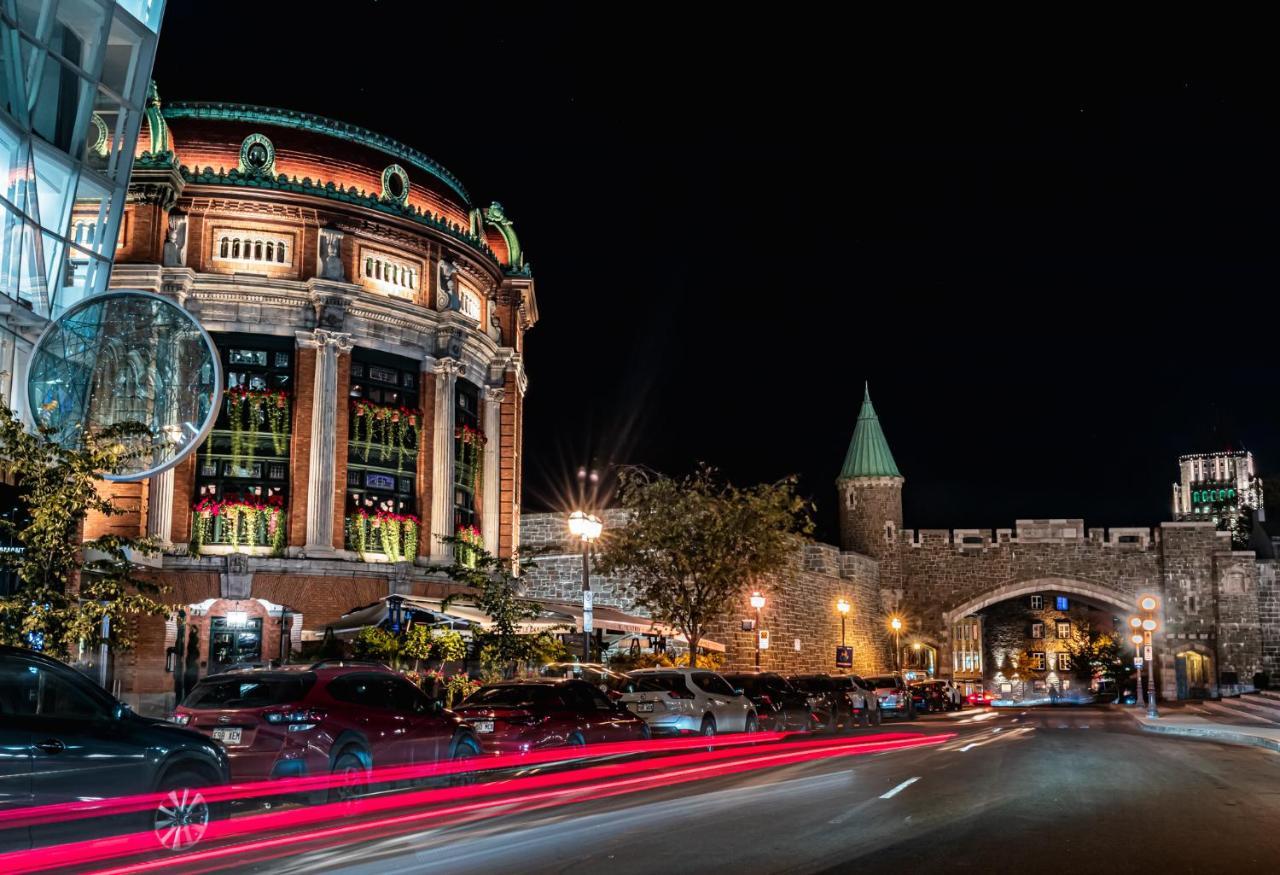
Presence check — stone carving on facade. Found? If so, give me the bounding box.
[436,326,465,360]
[311,292,347,331]
[317,227,346,281]
[438,259,459,310]
[161,211,187,267]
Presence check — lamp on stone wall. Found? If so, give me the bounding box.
[890,616,903,671]
[750,592,766,669]
[568,510,603,663]
[837,598,850,648]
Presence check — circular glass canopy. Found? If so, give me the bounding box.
[27,290,222,482]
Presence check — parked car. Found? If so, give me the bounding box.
[173,661,480,797]
[722,672,815,731]
[832,674,882,726]
[0,645,231,853]
[864,673,917,720]
[916,680,962,716]
[910,680,950,713]
[454,679,650,753]
[620,668,758,737]
[539,662,635,696]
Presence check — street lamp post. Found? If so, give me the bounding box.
[568,510,603,663]
[1128,616,1144,708]
[750,592,766,669]
[837,598,850,647]
[890,617,903,672]
[1130,595,1160,719]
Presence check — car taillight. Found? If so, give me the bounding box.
[264,708,326,731]
[668,689,695,700]
[759,694,773,708]
[168,713,190,726]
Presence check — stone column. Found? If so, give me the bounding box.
[481,386,504,556]
[430,358,463,562]
[146,466,174,548]
[298,329,353,557]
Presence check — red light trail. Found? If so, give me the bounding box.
[0,731,951,874]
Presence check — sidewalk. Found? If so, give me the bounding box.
[1124,701,1280,753]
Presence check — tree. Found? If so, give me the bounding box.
[1062,611,1127,691]
[441,540,566,680]
[595,465,812,668]
[0,407,168,656]
[351,624,465,671]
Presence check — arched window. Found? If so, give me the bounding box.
[219,237,229,258]
[277,243,285,263]
[254,240,263,260]
[408,270,415,289]
[1191,490,1199,503]
[375,260,382,280]
[1228,488,1236,499]
[86,225,94,243]
[265,241,274,261]
[232,238,241,258]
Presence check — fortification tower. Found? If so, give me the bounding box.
[837,384,904,558]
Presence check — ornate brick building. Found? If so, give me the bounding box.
[98,93,536,712]
[522,387,1280,702]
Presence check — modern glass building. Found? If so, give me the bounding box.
[0,0,165,415]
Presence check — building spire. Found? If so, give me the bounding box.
[839,383,902,479]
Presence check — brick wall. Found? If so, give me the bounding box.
[84,480,144,540]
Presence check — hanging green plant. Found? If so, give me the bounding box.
[349,510,418,562]
[455,523,483,568]
[348,510,371,559]
[227,388,290,467]
[188,497,286,553]
[268,392,289,455]
[352,401,419,469]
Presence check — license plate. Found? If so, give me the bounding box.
[212,727,241,744]
[473,720,494,733]
[636,702,654,713]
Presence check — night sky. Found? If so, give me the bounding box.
[153,7,1280,541]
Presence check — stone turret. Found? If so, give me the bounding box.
[837,384,903,559]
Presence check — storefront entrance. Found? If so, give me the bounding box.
[1175,650,1212,700]
[209,616,264,674]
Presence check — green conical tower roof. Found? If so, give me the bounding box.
[839,384,902,479]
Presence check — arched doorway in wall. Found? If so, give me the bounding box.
[902,640,938,680]
[1175,649,1213,700]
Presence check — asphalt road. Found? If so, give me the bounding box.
[231,706,1280,875]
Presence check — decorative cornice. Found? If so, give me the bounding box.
[175,164,505,270]
[163,102,472,205]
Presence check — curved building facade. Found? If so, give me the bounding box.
[102,94,536,710]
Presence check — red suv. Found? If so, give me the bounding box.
[172,661,480,791]
[453,679,650,753]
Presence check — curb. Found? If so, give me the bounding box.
[1127,713,1280,753]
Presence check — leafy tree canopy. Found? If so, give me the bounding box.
[595,464,812,667]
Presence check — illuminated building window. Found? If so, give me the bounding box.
[1029,595,1043,610]
[1058,653,1071,671]
[215,233,291,266]
[459,284,481,321]
[1056,596,1069,611]
[1057,621,1071,638]
[346,352,420,555]
[1030,652,1045,671]
[360,251,417,299]
[1031,622,1044,639]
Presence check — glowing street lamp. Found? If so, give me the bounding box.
[837,598,850,647]
[750,592,767,668]
[1132,595,1161,718]
[568,510,603,662]
[890,616,904,671]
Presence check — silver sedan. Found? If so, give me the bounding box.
[620,668,758,737]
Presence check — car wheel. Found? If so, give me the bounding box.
[907,702,917,721]
[153,769,214,852]
[700,715,716,737]
[859,705,870,727]
[745,713,760,734]
[871,706,882,726]
[328,750,370,803]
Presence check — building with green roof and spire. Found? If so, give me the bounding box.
[837,384,904,559]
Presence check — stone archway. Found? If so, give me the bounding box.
[939,576,1137,693]
[942,576,1135,630]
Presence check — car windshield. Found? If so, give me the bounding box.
[612,674,668,693]
[864,676,898,688]
[464,685,554,708]
[722,675,762,693]
[183,675,315,709]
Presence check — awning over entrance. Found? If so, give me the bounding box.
[330,595,724,653]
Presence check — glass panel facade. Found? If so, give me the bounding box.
[1,0,164,410]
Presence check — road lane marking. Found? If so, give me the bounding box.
[959,743,978,752]
[880,777,920,799]
[992,727,1002,733]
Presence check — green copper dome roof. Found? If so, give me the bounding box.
[839,384,902,479]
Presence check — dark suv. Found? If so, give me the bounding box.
[173,661,480,794]
[788,674,861,731]
[0,645,230,853]
[722,672,814,732]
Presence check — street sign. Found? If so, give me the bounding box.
[758,629,770,650]
[1134,657,1144,667]
[835,645,853,668]
[583,591,593,633]
[1144,645,1153,661]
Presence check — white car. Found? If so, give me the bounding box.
[620,668,758,737]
